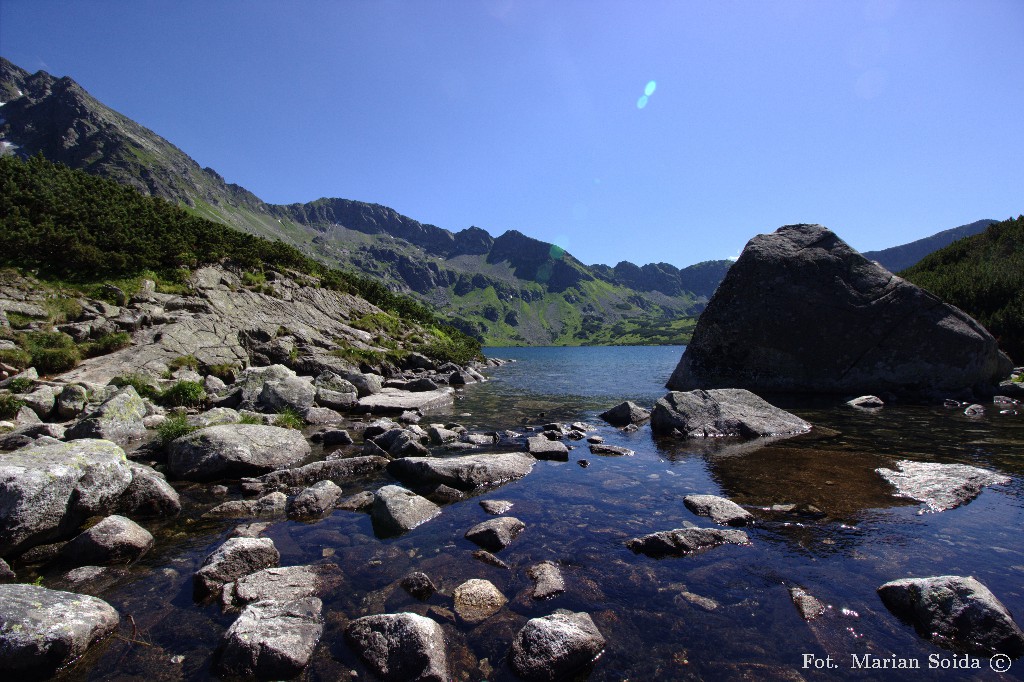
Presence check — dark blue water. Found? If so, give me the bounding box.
[57,346,1024,681]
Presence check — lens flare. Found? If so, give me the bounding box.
[549,244,566,260]
[636,95,648,109]
[645,80,657,97]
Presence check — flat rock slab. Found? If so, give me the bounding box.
[480,499,514,515]
[683,494,754,527]
[876,460,1010,513]
[194,537,280,600]
[371,485,441,537]
[878,575,1024,656]
[589,443,635,456]
[168,424,311,481]
[346,612,450,682]
[651,388,811,439]
[453,578,507,624]
[511,610,606,682]
[356,387,454,415]
[387,452,536,491]
[218,597,324,679]
[464,516,525,552]
[528,561,566,600]
[627,527,750,557]
[0,438,133,557]
[255,455,389,493]
[527,436,569,461]
[0,583,120,679]
[224,564,343,609]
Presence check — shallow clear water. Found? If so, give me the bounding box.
[50,346,1024,681]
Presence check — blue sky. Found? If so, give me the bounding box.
[2,0,1022,268]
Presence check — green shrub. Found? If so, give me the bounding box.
[5,312,36,329]
[238,413,263,425]
[30,347,80,374]
[273,407,304,430]
[160,381,207,408]
[242,271,266,287]
[206,363,239,383]
[111,373,162,400]
[168,355,200,372]
[44,297,83,324]
[157,414,198,446]
[6,377,34,393]
[0,392,26,418]
[0,348,32,369]
[80,331,131,358]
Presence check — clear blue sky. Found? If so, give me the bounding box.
[2,0,1022,268]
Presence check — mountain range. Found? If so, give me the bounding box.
[0,57,993,345]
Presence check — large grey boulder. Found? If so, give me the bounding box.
[223,564,343,609]
[465,516,525,552]
[667,224,1012,398]
[0,584,120,679]
[0,439,132,557]
[599,400,650,427]
[259,375,315,413]
[21,386,55,420]
[371,485,441,536]
[651,388,811,438]
[204,492,287,520]
[217,593,323,675]
[627,527,750,557]
[217,597,324,679]
[194,537,280,600]
[287,480,342,518]
[386,452,536,491]
[877,575,1024,656]
[357,387,455,415]
[167,424,311,481]
[55,384,89,420]
[65,386,147,445]
[345,612,449,682]
[59,514,153,566]
[683,494,754,527]
[313,371,358,410]
[117,462,181,517]
[253,456,388,493]
[510,610,606,681]
[876,460,1010,513]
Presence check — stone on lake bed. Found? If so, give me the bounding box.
[599,400,651,427]
[589,443,635,456]
[465,516,525,552]
[877,575,1024,656]
[194,537,280,600]
[401,571,436,600]
[0,583,120,679]
[683,494,754,527]
[876,460,1009,513]
[480,499,514,515]
[510,610,606,682]
[386,452,536,491]
[847,395,884,408]
[346,612,450,682]
[453,578,507,624]
[650,388,811,439]
[223,564,343,609]
[59,514,153,566]
[627,527,750,557]
[529,561,566,600]
[371,485,441,537]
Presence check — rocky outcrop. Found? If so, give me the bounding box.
[345,612,449,682]
[627,527,750,557]
[0,584,120,679]
[667,224,1012,398]
[167,424,311,481]
[510,610,606,681]
[683,494,753,526]
[386,452,536,492]
[0,439,132,557]
[651,388,811,438]
[217,597,324,678]
[877,575,1024,656]
[876,460,1010,513]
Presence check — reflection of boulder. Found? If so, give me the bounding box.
[668,224,1011,399]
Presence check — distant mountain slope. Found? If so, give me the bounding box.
[900,216,1023,362]
[0,57,709,346]
[863,219,995,273]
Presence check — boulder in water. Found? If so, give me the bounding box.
[651,388,811,438]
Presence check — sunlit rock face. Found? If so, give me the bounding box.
[667,224,1011,399]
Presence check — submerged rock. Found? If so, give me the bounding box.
[453,578,507,624]
[588,443,635,456]
[528,561,566,600]
[480,499,514,515]
[0,439,133,557]
[194,537,280,600]
[217,597,324,678]
[847,395,884,409]
[789,586,827,621]
[510,610,606,681]
[877,575,1024,656]
[667,224,1012,398]
[876,460,1009,513]
[627,527,750,557]
[287,480,342,518]
[0,583,120,679]
[527,436,569,461]
[651,388,811,438]
[346,612,449,682]
[371,485,441,536]
[401,572,436,601]
[683,494,753,527]
[223,564,343,609]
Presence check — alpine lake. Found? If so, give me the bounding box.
[50,346,1024,681]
